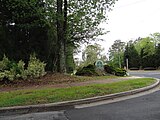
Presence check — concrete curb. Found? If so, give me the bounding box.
[0,78,159,116]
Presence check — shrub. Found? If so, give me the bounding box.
[16,60,27,80]
[104,65,127,76]
[26,54,46,78]
[0,54,46,82]
[0,55,15,81]
[114,68,127,76]
[76,64,98,76]
[0,60,26,81]
[104,65,115,74]
[0,55,10,71]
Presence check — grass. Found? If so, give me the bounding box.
[76,75,118,82]
[0,78,156,107]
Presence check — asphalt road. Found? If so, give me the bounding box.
[66,91,160,120]
[129,70,160,79]
[1,71,160,120]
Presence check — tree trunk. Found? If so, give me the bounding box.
[56,0,66,73]
[64,0,68,73]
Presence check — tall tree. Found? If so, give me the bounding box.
[134,37,155,68]
[150,32,160,47]
[124,41,140,68]
[155,43,160,67]
[0,0,117,73]
[56,0,66,73]
[82,43,107,66]
[108,40,125,68]
[0,0,49,62]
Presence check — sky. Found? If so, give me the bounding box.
[76,0,160,60]
[98,0,160,53]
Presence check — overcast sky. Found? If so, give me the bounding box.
[98,0,160,53]
[76,0,160,60]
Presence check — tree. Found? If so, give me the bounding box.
[108,40,125,68]
[67,0,117,44]
[0,0,117,73]
[155,43,160,67]
[82,43,107,66]
[134,37,155,68]
[0,0,50,63]
[124,41,140,69]
[150,32,160,47]
[56,0,66,73]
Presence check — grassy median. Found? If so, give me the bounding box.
[0,78,156,107]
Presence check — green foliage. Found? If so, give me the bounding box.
[0,0,117,73]
[114,68,127,76]
[123,35,160,69]
[76,64,98,76]
[0,55,10,71]
[0,0,53,70]
[124,41,140,68]
[27,54,46,78]
[104,65,127,76]
[0,55,46,81]
[16,60,27,80]
[82,43,107,66]
[108,40,125,68]
[104,65,115,74]
[68,0,117,43]
[0,62,19,81]
[155,44,160,67]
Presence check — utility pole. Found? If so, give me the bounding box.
[118,52,121,68]
[126,43,129,70]
[126,58,128,70]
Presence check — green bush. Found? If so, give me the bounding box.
[26,54,46,78]
[0,55,10,71]
[114,68,127,76]
[16,60,27,80]
[104,65,127,76]
[0,54,46,81]
[0,55,14,81]
[76,64,98,76]
[104,65,115,74]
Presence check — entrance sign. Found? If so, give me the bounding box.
[95,60,104,70]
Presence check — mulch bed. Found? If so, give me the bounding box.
[0,73,79,91]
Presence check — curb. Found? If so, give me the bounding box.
[0,78,159,116]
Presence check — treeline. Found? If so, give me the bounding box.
[108,33,160,69]
[0,0,117,73]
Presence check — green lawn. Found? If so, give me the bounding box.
[76,75,118,82]
[0,78,156,107]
